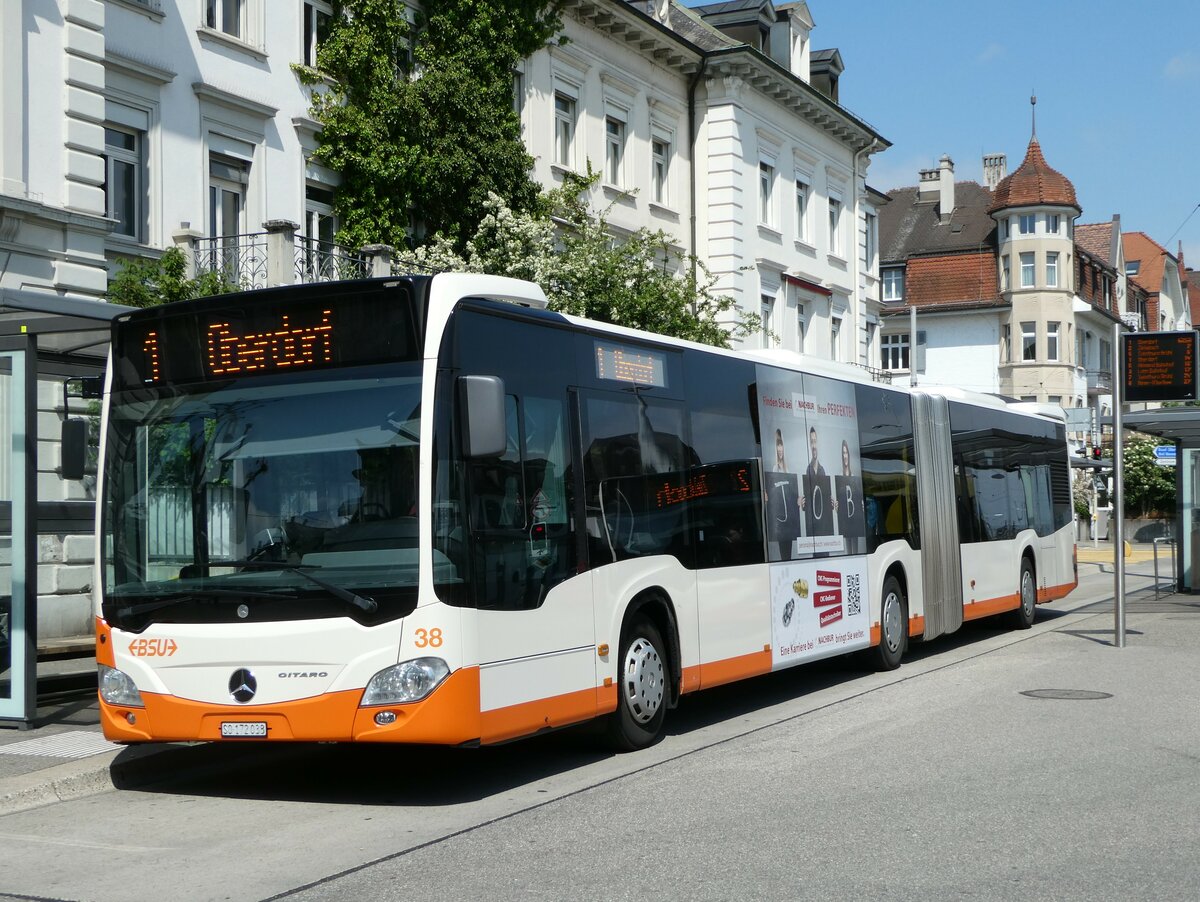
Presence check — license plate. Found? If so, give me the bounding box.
[221,721,268,738]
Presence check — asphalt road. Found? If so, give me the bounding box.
[1,565,1197,902]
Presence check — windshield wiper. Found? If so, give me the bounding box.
[220,560,379,614]
[115,586,297,620]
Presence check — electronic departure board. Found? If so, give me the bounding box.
[111,285,419,390]
[594,340,667,388]
[1123,331,1198,403]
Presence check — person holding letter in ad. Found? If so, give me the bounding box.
[766,429,801,560]
[836,438,866,554]
[800,425,835,537]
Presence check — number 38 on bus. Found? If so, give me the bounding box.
[94,274,1077,750]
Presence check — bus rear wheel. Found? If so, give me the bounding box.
[874,576,907,671]
[606,618,668,751]
[1010,558,1036,630]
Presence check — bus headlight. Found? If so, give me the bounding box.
[98,665,144,708]
[361,657,450,706]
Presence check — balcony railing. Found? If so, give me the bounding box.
[294,236,370,283]
[1087,369,1113,393]
[184,220,391,290]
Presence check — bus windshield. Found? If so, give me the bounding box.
[102,367,445,630]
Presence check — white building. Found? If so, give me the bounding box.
[529,0,890,363]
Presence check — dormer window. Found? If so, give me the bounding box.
[883,267,905,302]
[1126,260,1141,276]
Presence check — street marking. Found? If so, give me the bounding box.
[0,730,117,759]
[0,831,170,853]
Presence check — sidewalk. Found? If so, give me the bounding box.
[2,570,1197,818]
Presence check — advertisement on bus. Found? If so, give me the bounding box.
[769,558,871,667]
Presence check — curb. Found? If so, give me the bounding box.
[0,743,175,817]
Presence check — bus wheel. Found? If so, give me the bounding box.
[1011,558,1036,630]
[606,619,668,751]
[874,576,907,671]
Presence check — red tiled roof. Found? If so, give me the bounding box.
[988,138,1079,213]
[907,251,999,307]
[1075,222,1113,264]
[1122,232,1170,300]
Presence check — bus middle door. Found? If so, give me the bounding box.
[471,390,595,743]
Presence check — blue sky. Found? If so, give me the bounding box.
[683,0,1200,268]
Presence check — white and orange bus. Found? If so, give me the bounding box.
[94,274,1076,750]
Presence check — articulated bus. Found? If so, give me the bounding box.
[95,274,1077,750]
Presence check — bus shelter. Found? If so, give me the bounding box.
[1,288,130,725]
[1121,407,1200,594]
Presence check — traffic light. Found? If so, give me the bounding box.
[1092,446,1102,460]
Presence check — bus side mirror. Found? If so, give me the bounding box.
[61,419,88,480]
[459,375,506,459]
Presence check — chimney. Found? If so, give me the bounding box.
[918,167,939,202]
[983,153,1006,191]
[938,155,955,219]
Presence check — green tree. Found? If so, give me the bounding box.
[106,247,238,308]
[413,174,762,348]
[1120,435,1176,518]
[303,0,563,252]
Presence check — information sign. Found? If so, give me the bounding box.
[1122,331,1198,403]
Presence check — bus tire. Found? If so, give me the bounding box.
[874,575,907,671]
[1011,557,1036,630]
[606,618,668,752]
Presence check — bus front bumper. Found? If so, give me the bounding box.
[99,666,483,746]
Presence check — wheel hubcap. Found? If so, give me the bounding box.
[1022,569,1035,616]
[882,591,902,653]
[622,636,664,724]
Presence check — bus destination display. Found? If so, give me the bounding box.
[1123,331,1198,403]
[113,288,417,389]
[594,341,666,388]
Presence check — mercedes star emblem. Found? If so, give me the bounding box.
[229,668,257,703]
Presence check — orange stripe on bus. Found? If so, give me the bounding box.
[480,685,600,745]
[686,649,773,691]
[907,615,926,638]
[963,593,1021,620]
[1039,580,1076,603]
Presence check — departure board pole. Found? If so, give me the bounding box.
[1113,322,1126,647]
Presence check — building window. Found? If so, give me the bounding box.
[1004,218,1011,239]
[1100,339,1112,371]
[881,334,909,371]
[1003,324,1012,362]
[1020,252,1035,287]
[865,212,877,268]
[207,153,249,279]
[882,268,905,302]
[302,183,337,280]
[302,1,332,67]
[1047,321,1060,361]
[796,302,806,351]
[1022,321,1037,361]
[1046,214,1060,235]
[760,292,775,349]
[758,161,775,226]
[795,177,809,242]
[553,92,575,168]
[830,314,842,361]
[512,71,525,120]
[1048,395,1062,407]
[1019,213,1035,235]
[206,0,246,38]
[605,115,625,186]
[1001,254,1010,290]
[828,196,842,255]
[651,137,670,205]
[102,125,144,242]
[1126,260,1140,277]
[1046,251,1059,287]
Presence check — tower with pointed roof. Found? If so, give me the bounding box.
[988,134,1081,403]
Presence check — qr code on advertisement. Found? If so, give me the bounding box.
[846,573,861,616]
